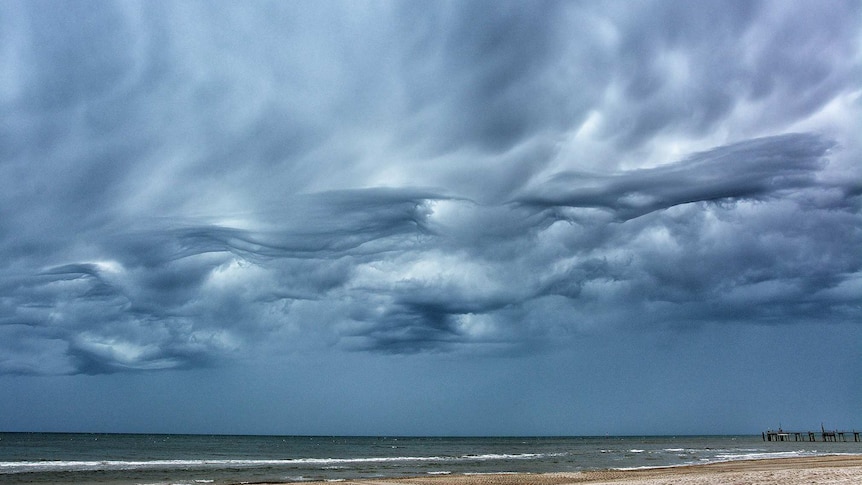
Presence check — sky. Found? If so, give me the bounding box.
[0,0,860,436]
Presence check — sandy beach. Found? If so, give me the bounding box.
[290,455,862,485]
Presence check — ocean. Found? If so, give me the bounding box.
[1,433,860,484]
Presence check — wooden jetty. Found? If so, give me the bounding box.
[763,426,860,442]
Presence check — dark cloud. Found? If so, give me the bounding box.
[342,134,859,353]
[0,188,444,374]
[517,133,834,220]
[397,1,576,154]
[0,0,859,375]
[597,0,861,148]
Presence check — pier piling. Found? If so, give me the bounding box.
[763,427,859,443]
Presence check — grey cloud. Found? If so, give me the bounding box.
[600,0,861,147]
[347,303,464,355]
[516,133,834,220]
[10,2,138,111]
[343,133,859,353]
[4,133,858,372]
[349,284,520,352]
[0,262,216,375]
[1,1,859,375]
[396,1,571,154]
[160,189,441,261]
[0,188,444,374]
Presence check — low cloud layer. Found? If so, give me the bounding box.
[1,0,859,375]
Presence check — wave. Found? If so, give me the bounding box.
[0,452,558,474]
[713,450,822,461]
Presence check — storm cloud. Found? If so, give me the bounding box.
[1,0,860,377]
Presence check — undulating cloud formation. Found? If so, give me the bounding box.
[1,0,860,380]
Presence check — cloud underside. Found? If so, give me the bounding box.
[1,133,858,374]
[1,1,860,375]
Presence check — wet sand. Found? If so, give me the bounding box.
[286,455,862,484]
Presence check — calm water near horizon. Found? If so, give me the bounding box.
[2,433,861,484]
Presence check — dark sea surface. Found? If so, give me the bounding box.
[2,433,861,484]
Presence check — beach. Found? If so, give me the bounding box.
[291,455,862,485]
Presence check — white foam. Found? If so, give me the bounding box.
[0,452,555,474]
[464,472,521,475]
[713,450,817,461]
[462,453,546,460]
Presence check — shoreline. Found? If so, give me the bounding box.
[286,455,862,484]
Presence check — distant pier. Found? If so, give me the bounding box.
[763,427,860,442]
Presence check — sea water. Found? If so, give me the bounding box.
[1,433,860,484]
